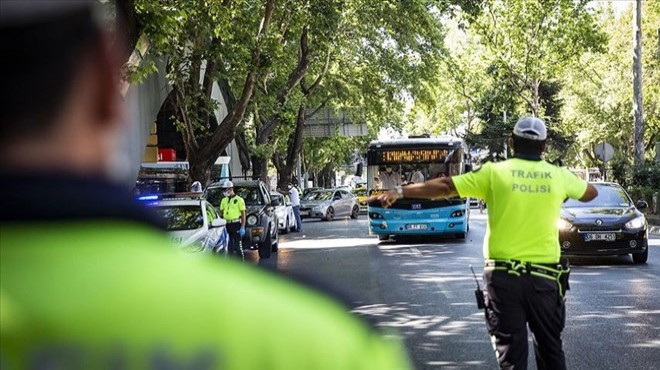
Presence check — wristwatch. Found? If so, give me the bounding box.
[395,185,404,199]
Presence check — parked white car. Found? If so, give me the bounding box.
[270,192,296,234]
[140,193,229,256]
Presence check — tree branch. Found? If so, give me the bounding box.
[305,98,330,119]
[258,26,311,141]
[201,0,276,160]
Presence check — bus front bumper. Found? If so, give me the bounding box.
[369,218,467,235]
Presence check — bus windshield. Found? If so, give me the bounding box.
[366,138,466,191]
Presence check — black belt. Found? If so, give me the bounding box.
[485,259,571,297]
[226,219,241,224]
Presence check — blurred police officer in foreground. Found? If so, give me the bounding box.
[0,1,412,369]
[371,117,598,370]
[218,180,247,259]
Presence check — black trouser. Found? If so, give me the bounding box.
[225,222,244,259]
[484,269,567,370]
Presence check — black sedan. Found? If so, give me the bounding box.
[558,182,649,263]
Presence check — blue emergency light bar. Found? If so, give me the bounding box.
[138,195,159,201]
[137,193,204,201]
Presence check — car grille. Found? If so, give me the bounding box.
[576,226,622,232]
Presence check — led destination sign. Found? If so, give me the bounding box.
[375,148,450,164]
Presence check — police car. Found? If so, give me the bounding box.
[139,193,229,255]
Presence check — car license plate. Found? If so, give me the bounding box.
[406,224,428,230]
[584,233,615,242]
[300,210,309,216]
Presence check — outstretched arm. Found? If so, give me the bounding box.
[368,177,458,208]
[579,183,598,202]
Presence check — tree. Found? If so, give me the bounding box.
[559,1,659,166]
[255,0,468,187]
[632,0,644,165]
[467,0,606,117]
[136,0,277,184]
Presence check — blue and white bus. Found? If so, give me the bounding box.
[366,137,470,240]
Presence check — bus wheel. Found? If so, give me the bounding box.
[378,234,389,241]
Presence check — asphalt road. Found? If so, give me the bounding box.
[248,210,660,370]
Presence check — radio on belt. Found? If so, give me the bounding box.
[470,265,485,309]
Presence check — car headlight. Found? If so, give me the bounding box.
[247,214,259,226]
[625,216,645,229]
[557,219,573,230]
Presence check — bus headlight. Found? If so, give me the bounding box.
[450,210,464,217]
[247,214,259,226]
[625,216,645,229]
[369,212,383,219]
[557,219,573,231]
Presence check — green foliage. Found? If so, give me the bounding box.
[611,158,660,212]
[560,1,659,165]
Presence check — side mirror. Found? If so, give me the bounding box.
[271,199,279,207]
[465,164,473,172]
[211,218,226,228]
[636,200,648,210]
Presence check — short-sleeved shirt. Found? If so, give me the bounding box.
[289,187,300,207]
[452,158,587,263]
[220,195,246,221]
[379,172,401,189]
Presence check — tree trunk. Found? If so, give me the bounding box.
[251,155,270,187]
[189,157,211,187]
[115,0,142,62]
[320,165,334,188]
[197,0,276,170]
[531,79,540,117]
[276,103,306,190]
[632,0,645,165]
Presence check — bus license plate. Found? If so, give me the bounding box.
[584,233,615,242]
[406,224,428,230]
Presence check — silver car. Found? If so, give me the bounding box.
[299,189,360,221]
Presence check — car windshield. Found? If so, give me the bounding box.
[153,205,204,231]
[235,186,263,205]
[353,188,366,197]
[303,191,333,201]
[205,185,263,206]
[563,184,631,208]
[271,194,283,206]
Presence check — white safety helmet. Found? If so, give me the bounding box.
[191,181,202,192]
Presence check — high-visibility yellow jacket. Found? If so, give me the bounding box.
[0,176,411,370]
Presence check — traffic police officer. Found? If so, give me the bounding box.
[0,2,413,369]
[219,180,247,259]
[372,117,598,369]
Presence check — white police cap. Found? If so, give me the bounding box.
[221,180,234,189]
[513,117,547,141]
